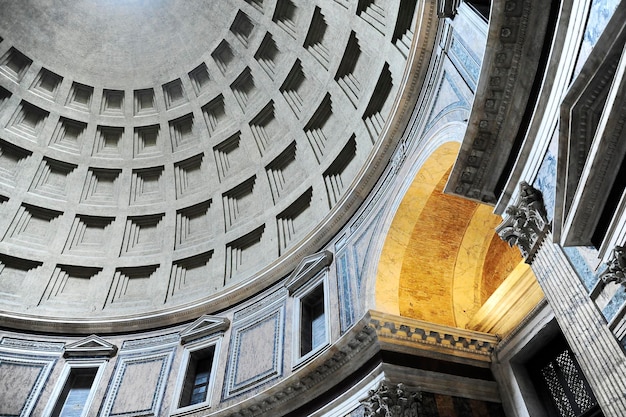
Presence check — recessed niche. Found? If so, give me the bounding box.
[134,124,161,157]
[120,214,165,256]
[29,157,77,200]
[66,82,93,111]
[169,113,197,152]
[0,86,11,109]
[30,68,62,100]
[50,117,86,153]
[108,265,160,305]
[0,139,32,186]
[273,0,298,39]
[41,265,102,305]
[168,251,215,300]
[93,126,123,158]
[0,47,32,82]
[7,100,49,139]
[249,101,282,156]
[101,89,124,115]
[244,0,264,12]
[0,254,42,300]
[357,0,386,34]
[265,141,299,203]
[213,131,248,182]
[225,224,265,280]
[63,215,114,255]
[276,187,313,253]
[303,7,330,68]
[212,41,235,75]
[174,154,206,199]
[255,33,280,79]
[230,11,255,47]
[130,166,164,205]
[280,59,308,117]
[393,0,418,57]
[163,79,187,109]
[304,93,333,163]
[4,204,62,248]
[175,200,213,249]
[81,168,121,205]
[222,176,257,231]
[189,63,211,96]
[230,67,257,111]
[134,88,156,115]
[323,134,357,207]
[335,32,363,106]
[202,94,232,137]
[363,62,393,142]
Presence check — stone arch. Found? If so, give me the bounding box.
[375,142,534,332]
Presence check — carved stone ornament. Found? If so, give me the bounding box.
[496,181,550,263]
[600,245,626,287]
[361,381,422,417]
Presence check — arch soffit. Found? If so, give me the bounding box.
[374,142,523,328]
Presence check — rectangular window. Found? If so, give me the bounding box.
[179,346,216,408]
[300,284,326,356]
[51,368,97,417]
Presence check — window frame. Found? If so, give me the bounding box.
[291,269,331,368]
[42,359,107,417]
[171,335,222,414]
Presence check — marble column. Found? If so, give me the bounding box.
[532,238,626,416]
[499,182,626,416]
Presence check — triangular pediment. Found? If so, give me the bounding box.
[180,315,230,344]
[64,335,117,358]
[285,250,333,294]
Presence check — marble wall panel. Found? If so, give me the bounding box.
[0,353,56,417]
[100,348,174,417]
[224,301,284,399]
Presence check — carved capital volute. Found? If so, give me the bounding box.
[601,245,626,287]
[496,182,550,263]
[361,381,422,417]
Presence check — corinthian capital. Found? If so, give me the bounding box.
[496,181,550,263]
[601,245,626,287]
[361,381,422,417]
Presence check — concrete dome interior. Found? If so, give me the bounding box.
[0,0,419,328]
[2,1,626,416]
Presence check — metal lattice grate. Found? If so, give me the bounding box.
[542,362,576,417]
[539,348,598,417]
[555,350,597,413]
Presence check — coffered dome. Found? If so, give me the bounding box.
[0,0,423,331]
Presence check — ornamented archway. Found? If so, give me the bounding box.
[375,143,542,335]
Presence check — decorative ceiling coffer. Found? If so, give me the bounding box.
[496,182,550,263]
[361,381,422,417]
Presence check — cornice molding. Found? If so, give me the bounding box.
[368,310,498,363]
[446,0,552,204]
